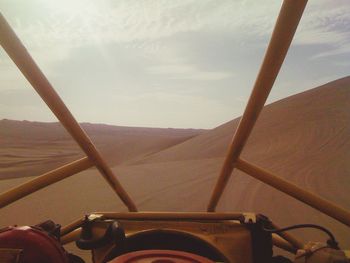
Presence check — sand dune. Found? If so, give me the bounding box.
[137,76,350,165]
[0,120,203,178]
[0,76,349,260]
[124,76,350,246]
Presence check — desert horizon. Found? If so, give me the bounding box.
[0,77,349,258]
[1,1,350,262]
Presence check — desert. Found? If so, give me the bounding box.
[0,77,349,260]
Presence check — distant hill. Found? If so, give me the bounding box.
[0,120,204,178]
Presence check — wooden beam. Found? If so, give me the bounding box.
[236,158,350,227]
[0,13,137,212]
[207,0,308,212]
[0,158,93,209]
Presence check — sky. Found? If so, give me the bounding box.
[0,0,349,129]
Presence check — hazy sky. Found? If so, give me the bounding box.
[1,0,349,128]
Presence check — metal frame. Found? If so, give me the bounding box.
[0,13,136,212]
[206,0,350,228]
[1,0,350,253]
[58,212,300,253]
[207,0,309,211]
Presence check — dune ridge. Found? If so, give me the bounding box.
[136,76,350,164]
[0,120,204,179]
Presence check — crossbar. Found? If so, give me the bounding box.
[100,211,304,247]
[59,212,302,253]
[98,211,244,220]
[0,13,137,212]
[207,0,308,211]
[60,212,244,236]
[0,157,93,209]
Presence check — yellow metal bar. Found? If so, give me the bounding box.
[61,218,85,236]
[0,13,137,212]
[98,211,244,220]
[60,212,301,253]
[272,234,297,254]
[0,157,93,209]
[207,0,308,212]
[60,212,244,236]
[61,228,82,245]
[236,158,350,227]
[271,222,303,250]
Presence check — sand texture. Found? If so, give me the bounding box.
[0,76,349,260]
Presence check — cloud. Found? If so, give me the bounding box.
[294,0,350,59]
[148,64,232,81]
[1,0,349,128]
[0,1,279,49]
[2,0,349,55]
[311,44,350,60]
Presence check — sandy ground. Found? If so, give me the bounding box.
[0,76,349,261]
[0,120,203,178]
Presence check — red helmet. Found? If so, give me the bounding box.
[0,225,69,263]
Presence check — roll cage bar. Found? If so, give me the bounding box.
[0,0,349,252]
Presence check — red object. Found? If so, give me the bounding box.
[0,226,69,263]
[108,250,215,263]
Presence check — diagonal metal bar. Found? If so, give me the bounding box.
[0,157,93,209]
[207,0,308,212]
[0,13,137,212]
[272,234,298,254]
[236,158,350,227]
[270,222,303,250]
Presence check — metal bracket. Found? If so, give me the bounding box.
[87,214,103,222]
[242,213,257,224]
